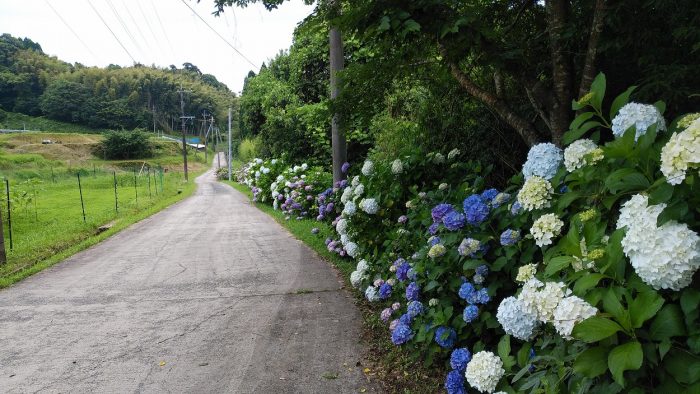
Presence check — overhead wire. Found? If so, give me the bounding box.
[136,0,165,60]
[104,0,144,59]
[121,0,152,56]
[44,0,102,63]
[148,0,176,59]
[86,0,137,63]
[178,0,258,69]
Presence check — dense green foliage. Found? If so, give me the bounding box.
[100,130,154,160]
[0,33,237,131]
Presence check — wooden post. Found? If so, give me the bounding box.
[77,173,86,223]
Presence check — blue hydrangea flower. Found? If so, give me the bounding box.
[406,282,420,301]
[434,326,457,349]
[396,262,411,282]
[491,192,511,208]
[481,188,499,202]
[428,223,440,235]
[399,313,413,325]
[510,201,522,215]
[341,162,350,173]
[522,142,563,180]
[445,370,466,394]
[474,288,490,304]
[458,282,476,301]
[458,238,481,257]
[559,185,569,193]
[450,348,472,371]
[473,274,485,285]
[379,282,393,299]
[463,194,489,225]
[391,323,414,345]
[442,211,466,231]
[463,305,479,322]
[407,300,425,318]
[475,265,489,277]
[431,203,455,223]
[500,229,521,246]
[407,268,417,281]
[429,236,441,246]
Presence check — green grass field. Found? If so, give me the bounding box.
[0,130,213,287]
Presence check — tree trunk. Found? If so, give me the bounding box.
[441,51,540,147]
[578,0,607,98]
[545,0,574,146]
[329,13,347,183]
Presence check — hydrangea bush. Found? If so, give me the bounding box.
[235,74,699,393]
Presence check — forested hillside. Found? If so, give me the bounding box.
[0,33,236,131]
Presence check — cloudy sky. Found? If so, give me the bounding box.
[0,0,315,93]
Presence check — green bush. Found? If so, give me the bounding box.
[238,137,259,162]
[99,129,154,160]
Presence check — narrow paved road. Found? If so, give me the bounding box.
[0,157,378,393]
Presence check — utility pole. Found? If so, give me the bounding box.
[329,0,347,183]
[177,85,193,181]
[0,202,6,265]
[152,104,156,136]
[227,107,232,181]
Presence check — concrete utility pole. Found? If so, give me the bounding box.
[329,0,347,183]
[177,85,193,181]
[227,107,232,181]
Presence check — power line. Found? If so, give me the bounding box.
[104,0,144,59]
[178,0,258,69]
[136,0,165,59]
[87,0,136,63]
[148,0,176,59]
[121,0,152,54]
[44,0,101,63]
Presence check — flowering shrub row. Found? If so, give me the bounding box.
[236,75,699,393]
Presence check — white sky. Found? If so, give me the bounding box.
[0,0,315,94]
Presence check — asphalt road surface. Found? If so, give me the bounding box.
[0,156,379,393]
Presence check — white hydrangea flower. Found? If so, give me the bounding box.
[345,242,359,258]
[272,199,278,210]
[564,139,603,172]
[350,270,365,288]
[533,282,568,323]
[340,234,350,246]
[359,198,379,214]
[429,298,439,307]
[365,286,380,302]
[340,186,354,204]
[433,152,445,164]
[356,259,369,273]
[336,218,348,235]
[271,159,278,164]
[255,158,263,164]
[301,163,308,170]
[438,183,448,190]
[428,244,446,258]
[361,160,374,176]
[351,176,360,187]
[517,176,553,211]
[343,201,357,216]
[271,190,280,199]
[552,296,597,339]
[497,297,539,340]
[516,263,538,283]
[354,184,365,197]
[276,175,284,182]
[612,102,666,140]
[465,351,504,393]
[448,148,460,160]
[530,213,564,247]
[518,278,543,315]
[254,171,260,178]
[660,118,700,185]
[391,159,403,174]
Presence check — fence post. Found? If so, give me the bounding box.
[51,167,56,183]
[147,167,152,198]
[133,168,138,205]
[77,173,86,223]
[113,171,118,213]
[160,167,164,193]
[93,164,96,178]
[4,178,12,250]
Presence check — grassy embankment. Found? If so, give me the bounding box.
[0,130,211,288]
[222,179,443,393]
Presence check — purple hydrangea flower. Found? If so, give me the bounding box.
[379,283,393,299]
[380,308,393,322]
[311,227,319,234]
[434,326,457,349]
[398,215,408,224]
[341,162,350,174]
[391,323,414,345]
[463,305,479,322]
[406,282,420,301]
[463,194,489,225]
[450,348,472,371]
[475,265,489,277]
[399,313,413,325]
[431,203,455,223]
[428,223,440,235]
[429,236,441,246]
[442,211,466,231]
[396,262,411,282]
[510,201,522,216]
[325,202,334,213]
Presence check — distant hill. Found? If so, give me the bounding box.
[0,33,237,132]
